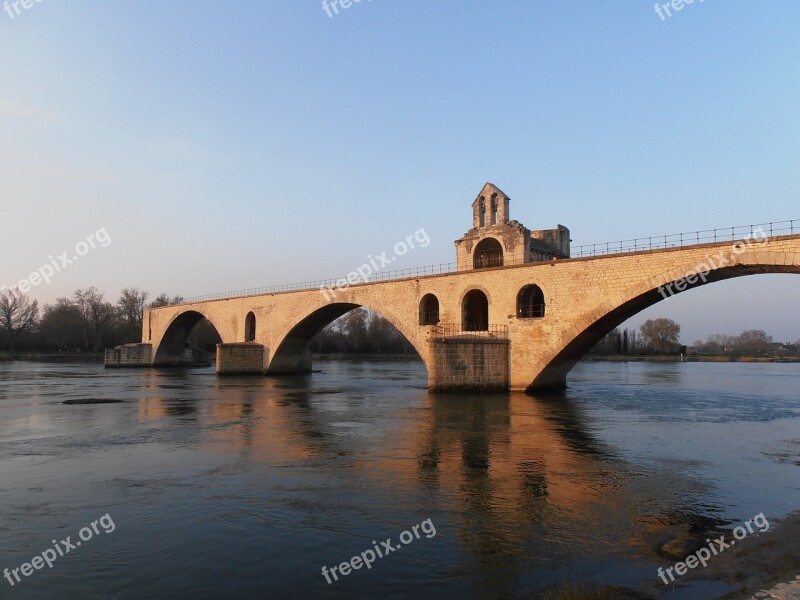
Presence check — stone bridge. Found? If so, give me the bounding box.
[105,185,800,392]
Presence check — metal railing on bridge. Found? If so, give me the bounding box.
[428,324,509,339]
[167,218,798,306]
[571,218,799,257]
[174,262,459,304]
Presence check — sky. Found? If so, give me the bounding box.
[1,0,798,344]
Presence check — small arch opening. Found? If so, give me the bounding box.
[473,238,504,269]
[478,196,486,227]
[419,294,440,325]
[462,289,489,331]
[491,193,498,225]
[517,285,546,318]
[245,311,256,342]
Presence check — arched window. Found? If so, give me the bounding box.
[473,238,503,269]
[491,193,498,225]
[517,285,545,318]
[478,196,486,227]
[462,289,489,331]
[245,311,256,341]
[419,294,440,325]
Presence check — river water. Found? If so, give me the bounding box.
[1,359,798,599]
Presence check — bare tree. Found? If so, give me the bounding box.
[591,327,623,355]
[150,294,184,308]
[40,298,83,350]
[116,288,149,342]
[0,289,39,351]
[73,288,115,351]
[368,313,410,354]
[341,309,369,353]
[736,329,773,356]
[640,318,681,354]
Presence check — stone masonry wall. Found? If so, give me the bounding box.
[216,343,265,375]
[105,343,153,367]
[429,338,509,392]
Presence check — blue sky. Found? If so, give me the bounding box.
[1,1,798,343]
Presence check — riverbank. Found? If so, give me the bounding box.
[584,355,800,363]
[651,509,800,599]
[582,508,800,599]
[313,352,421,361]
[712,509,800,599]
[748,577,800,599]
[0,351,104,362]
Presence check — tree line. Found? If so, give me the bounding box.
[0,288,183,352]
[590,318,683,356]
[310,308,416,355]
[690,330,790,357]
[590,317,799,357]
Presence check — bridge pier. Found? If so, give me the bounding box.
[104,343,153,368]
[105,342,212,368]
[216,343,266,375]
[428,332,509,392]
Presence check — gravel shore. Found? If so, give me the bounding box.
[749,576,800,599]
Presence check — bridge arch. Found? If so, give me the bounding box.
[268,301,429,375]
[527,249,800,391]
[153,309,224,366]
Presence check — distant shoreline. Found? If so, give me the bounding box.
[313,353,421,361]
[0,352,105,362]
[0,352,422,363]
[583,355,800,363]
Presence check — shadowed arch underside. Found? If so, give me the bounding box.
[528,259,800,392]
[153,310,222,366]
[267,303,427,375]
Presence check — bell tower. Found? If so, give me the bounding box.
[472,182,510,228]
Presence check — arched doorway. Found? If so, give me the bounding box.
[517,285,546,318]
[473,238,503,269]
[462,290,489,331]
[245,311,256,341]
[419,294,440,325]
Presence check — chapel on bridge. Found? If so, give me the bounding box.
[454,182,571,271]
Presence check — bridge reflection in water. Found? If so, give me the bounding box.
[134,363,723,596]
